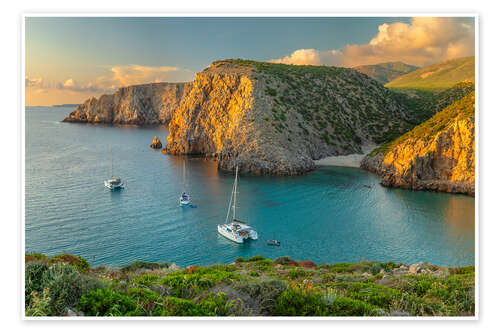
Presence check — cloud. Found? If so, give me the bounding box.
[53,64,194,94]
[25,76,43,87]
[269,49,343,66]
[269,17,474,67]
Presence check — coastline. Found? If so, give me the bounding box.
[314,144,377,168]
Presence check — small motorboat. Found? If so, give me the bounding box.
[179,192,191,206]
[267,240,280,246]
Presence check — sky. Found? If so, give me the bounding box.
[25,16,475,106]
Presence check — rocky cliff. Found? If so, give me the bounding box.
[63,82,191,125]
[65,59,417,175]
[361,92,475,196]
[164,60,415,175]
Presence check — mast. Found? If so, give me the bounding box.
[110,145,113,177]
[233,165,238,220]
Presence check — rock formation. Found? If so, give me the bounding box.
[361,92,475,196]
[163,60,415,175]
[150,136,162,149]
[63,82,191,125]
[64,59,421,175]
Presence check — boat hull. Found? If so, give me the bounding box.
[104,180,125,190]
[217,225,244,243]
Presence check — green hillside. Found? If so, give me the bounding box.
[353,62,419,84]
[385,56,475,91]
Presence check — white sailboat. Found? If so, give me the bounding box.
[104,146,125,190]
[217,165,258,243]
[179,159,191,206]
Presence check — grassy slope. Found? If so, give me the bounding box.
[369,90,475,157]
[25,253,475,317]
[385,56,475,91]
[353,62,419,84]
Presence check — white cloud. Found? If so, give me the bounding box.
[269,17,474,67]
[25,76,43,87]
[54,64,194,94]
[269,49,342,66]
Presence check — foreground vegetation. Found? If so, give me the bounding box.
[25,253,475,317]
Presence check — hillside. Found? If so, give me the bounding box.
[385,56,475,91]
[25,253,475,317]
[361,91,475,195]
[353,62,419,84]
[165,59,417,175]
[65,59,417,175]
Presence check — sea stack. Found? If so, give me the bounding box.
[150,136,163,149]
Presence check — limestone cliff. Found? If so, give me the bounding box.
[63,82,191,125]
[165,60,414,175]
[65,59,416,175]
[361,92,475,195]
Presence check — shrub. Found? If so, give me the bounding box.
[25,261,49,305]
[273,256,299,266]
[79,288,136,316]
[51,254,90,273]
[25,262,105,316]
[273,289,328,316]
[287,268,307,279]
[133,274,160,287]
[121,261,169,273]
[163,297,207,316]
[43,263,105,316]
[235,280,286,315]
[161,267,240,298]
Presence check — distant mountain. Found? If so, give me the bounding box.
[353,62,419,84]
[385,56,475,90]
[52,104,81,108]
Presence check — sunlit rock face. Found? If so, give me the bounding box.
[65,60,415,175]
[63,82,191,125]
[362,92,475,196]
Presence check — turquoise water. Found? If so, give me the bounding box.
[25,107,475,268]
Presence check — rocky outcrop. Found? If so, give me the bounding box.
[163,59,414,175]
[150,136,162,149]
[361,92,475,196]
[63,82,191,125]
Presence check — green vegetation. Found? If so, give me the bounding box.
[25,253,475,317]
[385,56,474,91]
[210,59,420,150]
[353,61,419,84]
[371,91,475,156]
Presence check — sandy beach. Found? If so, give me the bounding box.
[314,144,378,168]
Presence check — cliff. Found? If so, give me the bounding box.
[64,59,420,175]
[361,92,475,196]
[165,60,415,175]
[63,82,191,125]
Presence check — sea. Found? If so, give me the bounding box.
[25,107,475,268]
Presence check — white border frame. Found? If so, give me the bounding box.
[21,12,479,321]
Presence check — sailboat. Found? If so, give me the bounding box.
[217,165,258,243]
[104,145,125,190]
[179,159,191,206]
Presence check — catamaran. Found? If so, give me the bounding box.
[217,165,258,243]
[179,159,191,206]
[104,146,125,190]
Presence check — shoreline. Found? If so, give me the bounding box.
[314,144,378,168]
